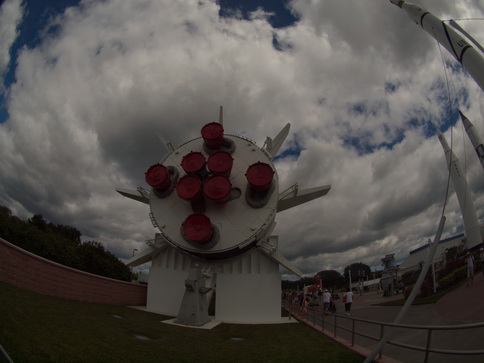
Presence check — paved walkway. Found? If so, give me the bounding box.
[352,272,484,322]
[291,273,484,362]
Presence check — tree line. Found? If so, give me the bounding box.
[0,206,131,281]
[282,262,380,291]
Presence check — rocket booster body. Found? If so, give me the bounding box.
[390,1,484,92]
[437,131,482,249]
[459,111,484,172]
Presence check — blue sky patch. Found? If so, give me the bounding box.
[342,134,375,155]
[274,147,303,161]
[3,0,80,88]
[217,0,297,28]
[273,136,304,161]
[384,81,400,94]
[1,0,81,124]
[342,130,406,155]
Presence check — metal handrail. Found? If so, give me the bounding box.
[0,344,13,363]
[283,300,484,362]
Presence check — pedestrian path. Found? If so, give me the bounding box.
[435,272,484,322]
[288,273,484,362]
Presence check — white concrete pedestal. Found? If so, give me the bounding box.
[145,246,282,323]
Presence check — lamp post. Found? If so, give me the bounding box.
[131,249,138,280]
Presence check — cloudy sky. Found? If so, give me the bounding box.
[1,0,483,279]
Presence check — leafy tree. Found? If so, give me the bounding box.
[316,270,345,289]
[78,241,131,281]
[282,271,346,291]
[50,224,82,246]
[0,206,131,281]
[28,214,48,231]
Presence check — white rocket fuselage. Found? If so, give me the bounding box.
[390,1,484,92]
[459,111,484,172]
[438,131,482,249]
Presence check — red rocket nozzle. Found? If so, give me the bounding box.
[181,151,206,173]
[176,174,203,202]
[145,163,171,191]
[245,162,274,192]
[203,175,232,203]
[207,150,233,177]
[201,122,224,149]
[182,213,213,243]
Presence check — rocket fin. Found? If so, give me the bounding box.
[156,132,175,153]
[263,123,291,159]
[219,106,224,126]
[257,236,303,277]
[277,185,331,213]
[125,240,168,266]
[116,187,150,204]
[458,110,471,129]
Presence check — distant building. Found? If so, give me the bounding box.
[398,225,484,277]
[380,254,397,294]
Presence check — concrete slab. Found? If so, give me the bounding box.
[161,318,222,330]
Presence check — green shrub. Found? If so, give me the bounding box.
[453,265,467,279]
[438,274,455,289]
[437,265,467,289]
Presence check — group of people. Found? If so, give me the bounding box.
[285,288,355,316]
[319,288,354,315]
[284,248,484,320]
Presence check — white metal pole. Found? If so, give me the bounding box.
[427,238,437,293]
[364,215,446,363]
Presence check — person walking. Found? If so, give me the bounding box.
[322,289,332,314]
[480,248,484,277]
[343,288,354,316]
[465,252,475,287]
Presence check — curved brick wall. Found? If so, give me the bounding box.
[0,237,147,306]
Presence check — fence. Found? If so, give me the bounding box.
[282,300,484,362]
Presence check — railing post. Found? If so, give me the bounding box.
[351,319,355,346]
[283,298,484,361]
[321,309,325,331]
[379,324,384,360]
[424,328,432,363]
[333,315,337,338]
[320,309,324,331]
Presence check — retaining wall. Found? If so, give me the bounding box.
[0,237,147,306]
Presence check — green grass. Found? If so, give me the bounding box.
[0,281,362,362]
